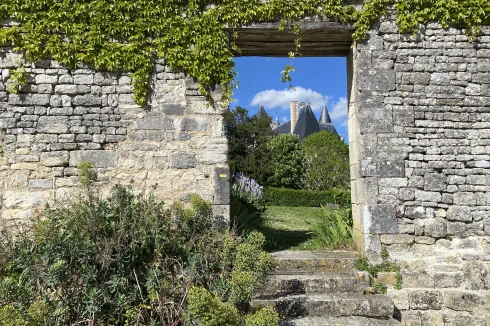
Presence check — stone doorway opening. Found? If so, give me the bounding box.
[227,21,359,252]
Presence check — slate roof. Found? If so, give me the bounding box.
[293,104,320,141]
[319,103,338,135]
[273,120,291,134]
[319,104,332,124]
[257,105,267,118]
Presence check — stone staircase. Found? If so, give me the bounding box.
[252,251,400,326]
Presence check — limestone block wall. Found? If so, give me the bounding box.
[349,17,490,323]
[0,48,229,232]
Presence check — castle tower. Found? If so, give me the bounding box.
[290,101,299,134]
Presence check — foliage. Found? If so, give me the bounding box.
[356,249,403,293]
[307,206,353,249]
[77,161,97,189]
[224,106,273,185]
[230,173,265,233]
[8,65,27,94]
[244,307,280,326]
[302,131,350,191]
[263,187,351,207]
[266,134,304,189]
[0,185,276,325]
[0,146,3,157]
[0,0,488,106]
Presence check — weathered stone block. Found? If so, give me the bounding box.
[424,218,447,238]
[424,173,447,191]
[171,152,196,169]
[40,151,69,167]
[163,104,185,115]
[181,117,207,131]
[9,94,50,106]
[447,206,472,222]
[442,315,486,326]
[364,204,399,234]
[28,179,53,189]
[214,167,229,205]
[358,108,394,133]
[3,191,51,209]
[463,261,489,290]
[409,290,443,310]
[434,272,463,288]
[453,192,477,206]
[358,69,396,91]
[359,159,405,177]
[73,95,102,106]
[199,140,227,165]
[444,291,482,311]
[135,117,173,130]
[414,190,441,202]
[37,116,69,133]
[69,150,118,168]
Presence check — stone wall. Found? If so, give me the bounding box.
[0,48,229,232]
[349,16,490,324]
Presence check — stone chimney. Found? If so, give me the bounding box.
[290,101,299,133]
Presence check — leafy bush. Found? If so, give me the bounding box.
[230,173,266,233]
[302,131,350,191]
[265,134,304,189]
[308,207,353,249]
[263,187,351,207]
[0,185,277,325]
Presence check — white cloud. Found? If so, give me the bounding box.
[250,87,330,113]
[330,97,348,121]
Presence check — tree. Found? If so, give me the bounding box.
[223,106,273,185]
[302,131,350,191]
[266,134,304,189]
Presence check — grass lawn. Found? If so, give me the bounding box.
[257,206,328,251]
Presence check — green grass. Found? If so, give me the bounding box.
[258,206,355,252]
[257,206,327,251]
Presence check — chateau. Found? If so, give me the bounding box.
[260,100,339,141]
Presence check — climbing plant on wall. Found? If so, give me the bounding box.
[0,0,488,107]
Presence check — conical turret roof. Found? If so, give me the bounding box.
[319,103,332,124]
[293,103,319,141]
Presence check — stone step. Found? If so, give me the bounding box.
[251,293,394,319]
[272,250,359,275]
[256,272,370,297]
[280,316,401,326]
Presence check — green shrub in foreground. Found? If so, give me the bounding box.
[263,187,351,207]
[0,185,277,326]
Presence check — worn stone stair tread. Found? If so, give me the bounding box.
[251,293,394,318]
[279,316,401,326]
[256,273,369,297]
[272,250,359,275]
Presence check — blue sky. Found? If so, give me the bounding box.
[231,56,349,141]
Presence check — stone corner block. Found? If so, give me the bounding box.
[364,204,399,234]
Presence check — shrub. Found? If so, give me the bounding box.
[302,131,350,191]
[0,185,277,326]
[230,173,266,233]
[308,206,353,249]
[265,134,304,189]
[263,187,351,207]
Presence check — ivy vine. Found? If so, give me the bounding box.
[0,0,488,107]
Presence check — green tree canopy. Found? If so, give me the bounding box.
[224,106,273,185]
[302,131,350,191]
[266,134,304,189]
